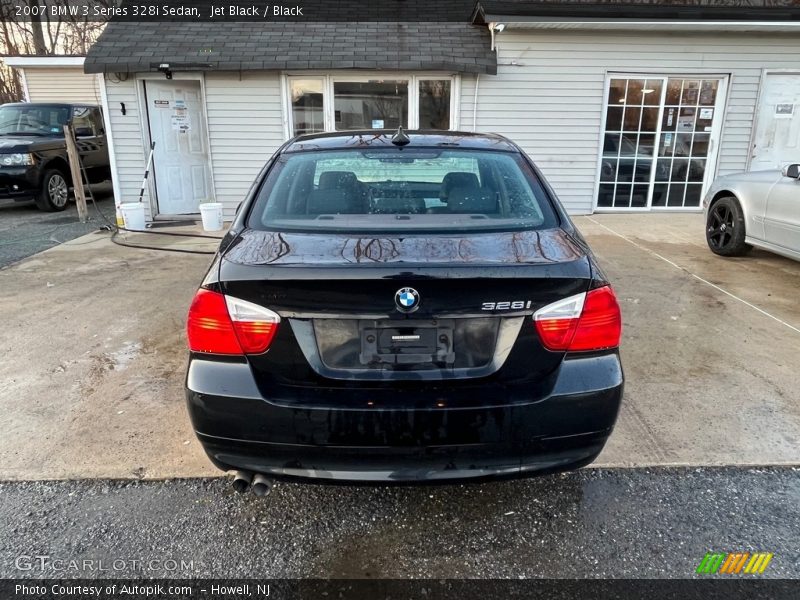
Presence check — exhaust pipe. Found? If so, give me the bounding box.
[232,470,253,493]
[251,473,273,497]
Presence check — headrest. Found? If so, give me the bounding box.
[307,189,362,214]
[440,172,480,199]
[319,171,360,190]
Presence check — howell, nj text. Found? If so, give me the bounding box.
[209,583,270,595]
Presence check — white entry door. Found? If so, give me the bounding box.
[751,73,800,171]
[145,79,212,214]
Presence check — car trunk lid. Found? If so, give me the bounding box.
[220,228,591,384]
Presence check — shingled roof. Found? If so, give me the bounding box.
[84,21,496,75]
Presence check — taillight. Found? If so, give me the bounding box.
[187,289,280,355]
[533,286,621,352]
[225,294,280,354]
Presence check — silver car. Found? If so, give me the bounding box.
[703,163,800,261]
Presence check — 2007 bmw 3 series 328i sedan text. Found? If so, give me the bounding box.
[185,130,623,490]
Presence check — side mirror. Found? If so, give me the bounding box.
[782,163,800,179]
[74,126,94,138]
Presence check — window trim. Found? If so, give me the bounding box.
[283,72,460,137]
[284,76,327,137]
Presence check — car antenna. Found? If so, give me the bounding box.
[391,126,410,147]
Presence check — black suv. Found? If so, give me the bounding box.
[185,131,624,489]
[0,103,110,211]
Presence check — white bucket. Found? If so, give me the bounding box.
[120,203,146,231]
[199,202,224,232]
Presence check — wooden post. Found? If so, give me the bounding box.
[63,124,89,223]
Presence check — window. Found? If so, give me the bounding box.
[0,104,70,136]
[598,78,663,209]
[72,107,96,137]
[334,80,408,131]
[249,148,557,233]
[418,80,451,130]
[289,78,324,135]
[652,78,720,208]
[286,75,458,136]
[90,108,105,135]
[597,75,725,211]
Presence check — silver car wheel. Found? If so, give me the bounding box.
[48,174,69,208]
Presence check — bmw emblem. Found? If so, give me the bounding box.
[395,287,420,313]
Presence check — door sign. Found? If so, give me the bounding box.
[171,100,191,132]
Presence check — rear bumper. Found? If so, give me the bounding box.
[185,354,623,483]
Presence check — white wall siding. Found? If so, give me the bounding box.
[104,71,286,221]
[472,30,800,214]
[22,67,100,104]
[104,76,150,217]
[459,74,478,132]
[204,71,285,219]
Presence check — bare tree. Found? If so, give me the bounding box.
[27,0,48,54]
[0,0,111,103]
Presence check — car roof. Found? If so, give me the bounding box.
[1,102,100,108]
[283,130,520,153]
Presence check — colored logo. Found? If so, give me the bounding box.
[696,552,773,575]
[395,287,420,313]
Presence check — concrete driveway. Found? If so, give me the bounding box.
[580,214,800,467]
[0,185,115,268]
[0,214,798,480]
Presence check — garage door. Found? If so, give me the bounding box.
[751,73,800,172]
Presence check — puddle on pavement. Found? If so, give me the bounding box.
[108,341,142,371]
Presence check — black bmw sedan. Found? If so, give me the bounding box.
[185,130,623,491]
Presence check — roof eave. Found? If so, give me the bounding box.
[5,56,86,67]
[483,18,800,33]
[85,61,497,76]
[471,0,800,28]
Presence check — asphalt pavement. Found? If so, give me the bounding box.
[1,467,798,579]
[0,187,115,268]
[2,210,798,587]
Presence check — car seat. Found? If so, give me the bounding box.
[307,171,368,214]
[447,187,499,214]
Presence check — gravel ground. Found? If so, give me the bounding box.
[0,188,115,268]
[1,466,798,579]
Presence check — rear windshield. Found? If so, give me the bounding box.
[248,148,558,233]
[0,105,71,136]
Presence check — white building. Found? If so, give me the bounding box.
[5,56,102,105]
[83,2,800,221]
